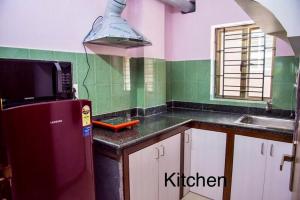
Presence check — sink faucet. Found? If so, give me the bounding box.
[266,100,272,112]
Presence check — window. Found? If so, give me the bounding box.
[123,58,131,91]
[214,24,275,101]
[145,59,154,92]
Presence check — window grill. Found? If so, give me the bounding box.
[215,24,275,101]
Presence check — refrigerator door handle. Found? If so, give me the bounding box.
[2,165,12,179]
[0,177,5,183]
[0,165,12,186]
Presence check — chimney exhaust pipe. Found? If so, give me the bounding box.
[159,0,195,13]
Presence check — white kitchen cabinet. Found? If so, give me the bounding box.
[231,136,268,200]
[263,140,292,200]
[190,129,227,200]
[183,129,192,196]
[231,135,292,200]
[159,133,181,200]
[129,133,181,200]
[129,143,159,200]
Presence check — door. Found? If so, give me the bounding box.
[263,141,292,200]
[183,130,192,197]
[292,111,300,200]
[292,64,300,200]
[129,143,159,200]
[159,134,181,200]
[190,129,226,200]
[292,137,300,200]
[2,100,95,200]
[231,135,267,200]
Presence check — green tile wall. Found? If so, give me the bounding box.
[167,56,299,110]
[2,46,296,114]
[134,58,166,109]
[0,46,166,115]
[272,56,299,110]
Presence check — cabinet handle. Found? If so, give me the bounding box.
[154,147,159,159]
[261,143,265,155]
[270,144,274,157]
[185,133,190,143]
[159,145,165,157]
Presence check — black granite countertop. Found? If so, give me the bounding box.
[93,108,294,150]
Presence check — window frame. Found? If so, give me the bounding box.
[213,23,275,101]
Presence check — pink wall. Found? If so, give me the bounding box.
[165,0,295,61]
[0,0,124,55]
[0,0,294,60]
[127,0,165,59]
[0,0,165,59]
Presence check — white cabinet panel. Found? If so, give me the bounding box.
[183,129,192,196]
[159,134,181,200]
[263,141,293,200]
[190,129,227,200]
[231,135,267,200]
[129,133,182,200]
[129,143,159,200]
[231,135,293,200]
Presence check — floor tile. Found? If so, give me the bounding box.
[182,192,211,200]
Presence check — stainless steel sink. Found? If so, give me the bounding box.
[235,115,295,131]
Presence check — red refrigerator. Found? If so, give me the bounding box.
[1,99,95,200]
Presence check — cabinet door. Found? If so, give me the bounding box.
[159,134,181,200]
[190,129,226,200]
[183,130,192,196]
[263,141,293,200]
[129,143,159,200]
[231,135,267,200]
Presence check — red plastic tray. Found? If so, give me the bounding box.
[92,119,140,132]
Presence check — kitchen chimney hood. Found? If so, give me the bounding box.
[84,0,152,49]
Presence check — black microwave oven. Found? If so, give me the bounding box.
[0,59,73,108]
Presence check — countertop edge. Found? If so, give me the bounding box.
[93,117,293,151]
